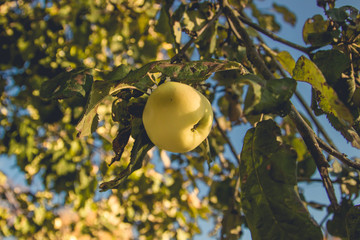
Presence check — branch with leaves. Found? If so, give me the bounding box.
[221,0,340,211]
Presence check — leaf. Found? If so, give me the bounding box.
[240,120,323,240]
[76,80,135,138]
[272,3,296,26]
[99,127,154,191]
[181,8,206,32]
[327,115,360,149]
[198,138,212,167]
[104,64,133,82]
[313,50,354,103]
[275,51,296,74]
[243,76,297,115]
[327,198,354,238]
[109,126,132,166]
[153,60,247,83]
[340,6,359,21]
[297,154,317,178]
[302,15,332,46]
[113,60,246,94]
[346,205,360,240]
[155,7,176,45]
[40,68,93,99]
[326,8,349,23]
[221,209,244,240]
[250,4,280,32]
[313,49,350,85]
[293,56,353,125]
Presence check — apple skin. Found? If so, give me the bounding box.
[142,81,213,153]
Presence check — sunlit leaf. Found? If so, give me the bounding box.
[293,56,353,125]
[275,51,296,74]
[302,15,333,46]
[76,80,135,138]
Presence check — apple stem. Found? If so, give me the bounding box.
[191,122,200,132]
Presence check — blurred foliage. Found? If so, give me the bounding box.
[0,0,360,239]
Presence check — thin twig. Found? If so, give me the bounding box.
[236,13,317,54]
[213,112,241,165]
[170,7,223,63]
[297,177,343,184]
[316,136,360,171]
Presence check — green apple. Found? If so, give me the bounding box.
[142,81,213,153]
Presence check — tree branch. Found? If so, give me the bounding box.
[213,112,241,165]
[222,3,273,80]
[222,0,339,211]
[236,14,317,54]
[288,106,338,211]
[316,136,360,171]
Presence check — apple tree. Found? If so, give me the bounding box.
[1,0,360,239]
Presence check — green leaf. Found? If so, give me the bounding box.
[327,114,360,149]
[302,15,332,46]
[40,68,93,99]
[99,127,154,191]
[275,51,296,74]
[243,76,297,115]
[297,154,317,178]
[272,3,296,26]
[155,7,175,44]
[221,209,244,240]
[109,126,132,166]
[33,206,46,225]
[313,50,354,103]
[327,198,353,238]
[346,205,360,240]
[240,120,323,240]
[153,60,247,83]
[104,64,133,82]
[292,56,353,125]
[326,8,349,23]
[181,8,206,32]
[340,6,359,21]
[198,138,212,167]
[76,80,135,138]
[313,49,350,85]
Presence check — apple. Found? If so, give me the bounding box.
[142,81,213,153]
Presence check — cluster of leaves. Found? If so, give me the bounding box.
[1,0,360,239]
